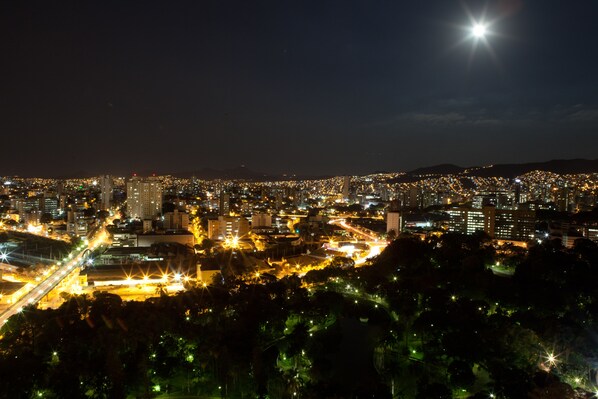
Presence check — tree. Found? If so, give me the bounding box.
[416,381,452,399]
[40,212,53,224]
[162,202,176,213]
[448,360,475,389]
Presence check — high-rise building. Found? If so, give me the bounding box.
[514,179,522,206]
[342,176,351,202]
[555,186,571,212]
[99,175,113,211]
[397,187,423,209]
[275,192,283,210]
[56,181,64,197]
[42,197,60,218]
[219,192,230,216]
[126,176,162,220]
[386,211,402,235]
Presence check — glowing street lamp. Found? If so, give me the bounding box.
[544,352,559,369]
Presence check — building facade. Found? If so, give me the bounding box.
[99,175,113,211]
[251,213,272,228]
[163,209,189,230]
[386,211,402,234]
[208,216,250,240]
[126,176,162,220]
[446,206,536,241]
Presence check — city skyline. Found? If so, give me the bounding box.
[2,1,598,397]
[2,142,598,397]
[1,0,597,176]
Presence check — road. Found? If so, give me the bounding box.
[0,222,111,326]
[329,218,387,265]
[330,218,380,241]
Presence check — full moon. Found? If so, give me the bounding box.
[472,23,487,38]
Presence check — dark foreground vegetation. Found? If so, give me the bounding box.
[1,233,598,398]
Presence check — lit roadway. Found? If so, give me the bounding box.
[330,218,379,241]
[0,222,111,326]
[329,218,387,265]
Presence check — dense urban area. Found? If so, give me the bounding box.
[1,164,598,398]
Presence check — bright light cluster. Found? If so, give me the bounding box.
[472,23,487,38]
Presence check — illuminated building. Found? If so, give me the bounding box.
[207,216,250,240]
[386,211,402,234]
[99,175,113,210]
[397,187,423,208]
[447,206,536,240]
[251,213,272,228]
[342,176,351,202]
[219,192,230,216]
[66,210,89,236]
[0,281,28,305]
[163,209,189,230]
[586,227,598,243]
[126,176,162,219]
[446,208,468,233]
[41,196,60,218]
[12,197,40,215]
[514,178,522,205]
[137,231,194,247]
[446,207,492,236]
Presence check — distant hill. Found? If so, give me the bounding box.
[10,158,598,180]
[471,159,598,178]
[407,164,467,176]
[173,166,271,180]
[173,166,329,181]
[391,159,598,183]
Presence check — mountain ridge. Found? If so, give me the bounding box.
[4,159,598,180]
[405,158,598,178]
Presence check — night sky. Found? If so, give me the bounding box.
[1,0,597,177]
